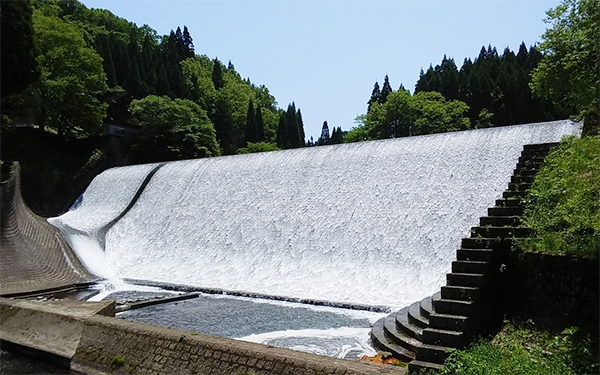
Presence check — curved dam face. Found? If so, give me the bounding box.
[50,120,580,309]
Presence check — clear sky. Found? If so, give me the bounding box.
[82,0,560,141]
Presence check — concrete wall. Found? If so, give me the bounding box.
[0,298,405,375]
[0,164,97,297]
[502,252,599,335]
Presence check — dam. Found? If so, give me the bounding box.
[1,120,581,371]
[49,120,580,310]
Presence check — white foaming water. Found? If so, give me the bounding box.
[238,327,377,359]
[51,120,580,309]
[48,163,159,281]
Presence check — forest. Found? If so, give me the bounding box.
[1,0,598,165]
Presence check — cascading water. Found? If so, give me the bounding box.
[50,120,580,311]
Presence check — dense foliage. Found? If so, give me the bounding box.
[1,0,304,161]
[413,44,568,127]
[440,323,598,375]
[519,136,600,258]
[530,0,599,134]
[128,95,220,162]
[347,90,470,142]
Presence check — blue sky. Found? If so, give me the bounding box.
[82,0,560,141]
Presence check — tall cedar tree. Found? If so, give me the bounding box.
[0,0,39,98]
[285,103,301,148]
[318,121,330,145]
[368,82,381,111]
[276,112,288,149]
[212,58,225,90]
[245,100,258,144]
[255,106,265,142]
[297,109,306,146]
[379,75,393,104]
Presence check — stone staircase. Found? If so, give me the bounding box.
[371,143,557,373]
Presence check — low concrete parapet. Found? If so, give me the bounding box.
[0,298,405,375]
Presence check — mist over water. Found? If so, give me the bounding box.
[50,120,580,310]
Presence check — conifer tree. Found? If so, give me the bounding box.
[182,26,194,58]
[297,108,306,146]
[368,81,381,111]
[276,112,288,149]
[245,100,257,144]
[379,75,393,104]
[1,0,39,97]
[286,103,301,148]
[255,105,265,142]
[212,58,225,90]
[318,121,330,145]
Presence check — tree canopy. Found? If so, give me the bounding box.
[530,0,599,134]
[129,95,220,162]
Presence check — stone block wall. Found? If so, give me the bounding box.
[502,252,599,335]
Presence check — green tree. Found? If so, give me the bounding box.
[318,121,330,145]
[212,58,225,90]
[30,10,108,136]
[129,95,220,162]
[530,0,600,134]
[380,74,393,104]
[255,105,265,142]
[245,99,257,144]
[368,81,381,111]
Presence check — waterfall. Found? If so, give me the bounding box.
[50,120,581,309]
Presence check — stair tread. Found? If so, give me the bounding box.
[442,285,479,290]
[453,260,489,265]
[429,311,468,320]
[448,272,485,277]
[395,307,424,338]
[371,317,416,362]
[436,298,473,305]
[408,301,429,327]
[409,360,444,371]
[424,327,463,336]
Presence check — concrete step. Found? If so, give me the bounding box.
[479,216,522,227]
[456,248,494,262]
[433,297,475,316]
[508,182,532,192]
[408,360,444,373]
[374,314,451,364]
[461,237,512,250]
[514,168,539,176]
[407,301,429,328]
[471,226,533,238]
[420,296,433,318]
[447,272,487,288]
[502,189,528,199]
[423,327,464,348]
[370,317,416,362]
[394,308,423,341]
[487,206,523,217]
[516,161,543,170]
[452,260,490,274]
[441,285,481,301]
[429,311,468,332]
[523,142,557,150]
[511,175,535,184]
[495,198,522,207]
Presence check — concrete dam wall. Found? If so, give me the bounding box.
[49,120,581,310]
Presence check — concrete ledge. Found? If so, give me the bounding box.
[0,298,115,360]
[0,298,405,375]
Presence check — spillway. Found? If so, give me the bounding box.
[50,120,580,310]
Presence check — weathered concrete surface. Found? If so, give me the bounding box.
[0,163,97,297]
[0,298,114,360]
[0,298,405,375]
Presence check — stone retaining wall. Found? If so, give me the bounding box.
[502,252,599,335]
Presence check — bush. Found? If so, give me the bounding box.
[518,136,599,258]
[441,323,598,375]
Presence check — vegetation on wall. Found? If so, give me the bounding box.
[519,136,600,258]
